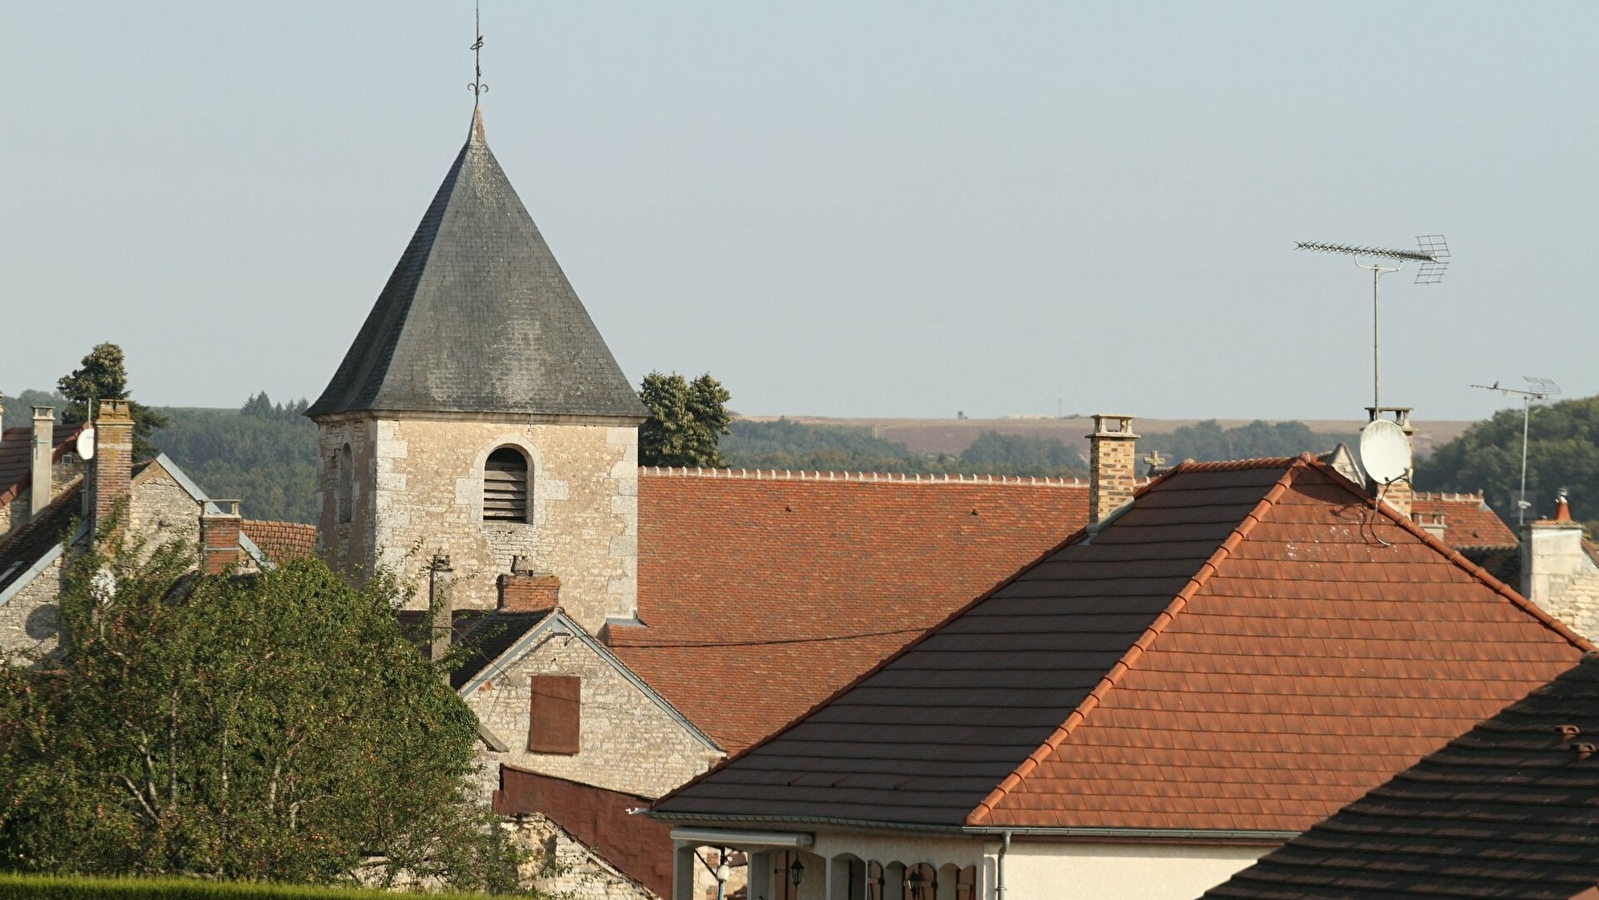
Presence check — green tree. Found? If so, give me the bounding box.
[1416,394,1599,528]
[0,531,524,891]
[57,343,170,459]
[638,372,732,467]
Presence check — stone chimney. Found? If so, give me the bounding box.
[199,500,242,575]
[1088,414,1139,522]
[92,400,134,538]
[498,572,561,614]
[30,407,54,517]
[1522,490,1599,637]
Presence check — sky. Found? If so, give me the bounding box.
[3,2,1596,422]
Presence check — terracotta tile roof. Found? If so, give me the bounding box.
[494,765,674,898]
[238,520,317,563]
[0,480,82,594]
[614,468,1093,751]
[1204,653,1599,900]
[0,422,89,507]
[1411,491,1518,548]
[652,456,1588,833]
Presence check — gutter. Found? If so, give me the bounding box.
[653,813,1296,844]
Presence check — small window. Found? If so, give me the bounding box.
[337,444,353,524]
[528,675,580,754]
[484,447,530,522]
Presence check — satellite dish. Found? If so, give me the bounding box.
[1358,419,1411,485]
[76,428,95,461]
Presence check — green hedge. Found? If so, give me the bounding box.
[0,873,500,900]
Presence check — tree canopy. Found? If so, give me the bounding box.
[0,534,522,891]
[57,343,170,459]
[151,393,319,523]
[1416,394,1599,529]
[638,372,732,468]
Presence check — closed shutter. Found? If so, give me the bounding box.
[528,675,581,754]
[484,447,529,522]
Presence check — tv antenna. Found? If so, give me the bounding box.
[1297,235,1449,413]
[1470,376,1561,525]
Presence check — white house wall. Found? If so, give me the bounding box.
[1004,840,1270,900]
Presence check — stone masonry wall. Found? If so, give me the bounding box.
[131,466,204,557]
[0,556,63,658]
[317,414,639,632]
[465,631,720,800]
[1526,524,1599,642]
[509,814,658,900]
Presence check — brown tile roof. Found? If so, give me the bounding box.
[495,765,674,898]
[1411,491,1518,548]
[614,468,1093,751]
[0,479,83,594]
[239,520,317,563]
[0,422,89,507]
[652,456,1588,833]
[1203,652,1599,900]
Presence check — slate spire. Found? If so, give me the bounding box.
[308,110,646,421]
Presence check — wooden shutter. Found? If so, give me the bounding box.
[484,448,529,522]
[528,675,581,754]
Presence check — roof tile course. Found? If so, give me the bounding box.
[1411,492,1518,549]
[1203,654,1599,900]
[653,457,1587,833]
[239,520,317,563]
[0,423,88,506]
[615,469,1090,750]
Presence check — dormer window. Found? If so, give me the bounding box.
[484,447,530,522]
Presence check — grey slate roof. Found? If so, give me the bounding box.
[307,109,647,420]
[1202,653,1599,900]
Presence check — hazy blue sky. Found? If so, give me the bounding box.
[3,2,1595,422]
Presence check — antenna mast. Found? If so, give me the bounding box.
[1297,236,1449,415]
[1470,376,1561,525]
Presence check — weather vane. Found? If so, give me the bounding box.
[469,1,489,100]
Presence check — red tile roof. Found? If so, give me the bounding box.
[1411,491,1518,548]
[239,520,317,563]
[495,765,675,898]
[616,468,1093,750]
[653,456,1588,834]
[0,422,89,507]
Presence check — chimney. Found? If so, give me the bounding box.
[92,400,134,538]
[30,407,54,517]
[200,500,242,575]
[1088,414,1139,522]
[428,553,454,663]
[498,572,561,614]
[1522,490,1591,621]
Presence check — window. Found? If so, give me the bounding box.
[336,443,353,524]
[484,447,530,522]
[528,675,580,754]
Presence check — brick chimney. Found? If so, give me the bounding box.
[1088,414,1139,522]
[30,406,53,517]
[498,572,561,614]
[200,500,242,575]
[92,400,134,538]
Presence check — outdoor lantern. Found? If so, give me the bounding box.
[789,858,805,886]
[906,868,923,896]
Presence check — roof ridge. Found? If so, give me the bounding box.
[638,466,1118,488]
[1413,490,1486,502]
[964,456,1309,826]
[1164,456,1301,472]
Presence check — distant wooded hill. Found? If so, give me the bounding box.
[14,389,1587,533]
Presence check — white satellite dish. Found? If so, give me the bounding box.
[1358,418,1411,485]
[76,427,95,461]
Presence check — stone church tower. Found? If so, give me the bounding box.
[307,109,647,631]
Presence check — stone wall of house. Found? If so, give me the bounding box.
[465,631,720,799]
[131,466,203,556]
[510,814,658,900]
[316,413,639,631]
[1525,522,1599,641]
[0,555,63,658]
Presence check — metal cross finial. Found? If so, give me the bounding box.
[468,1,489,100]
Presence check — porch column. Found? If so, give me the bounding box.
[749,850,774,900]
[674,843,699,900]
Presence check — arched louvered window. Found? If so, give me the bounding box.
[337,443,353,524]
[484,447,530,522]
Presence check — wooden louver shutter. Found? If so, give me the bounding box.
[528,675,581,754]
[484,448,529,521]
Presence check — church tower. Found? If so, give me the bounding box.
[307,109,647,631]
